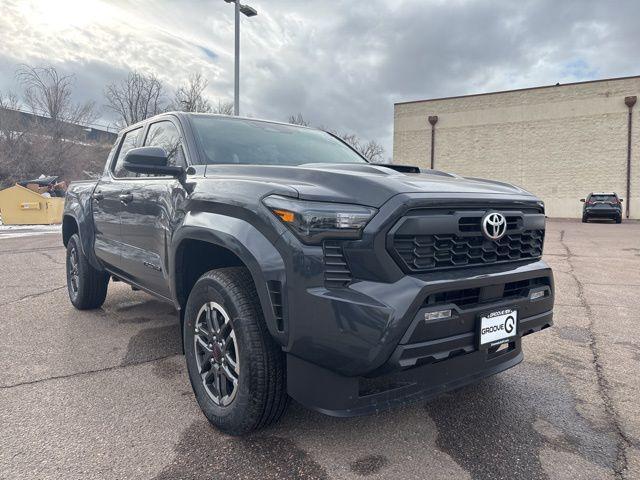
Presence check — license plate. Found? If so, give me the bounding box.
[479,308,517,347]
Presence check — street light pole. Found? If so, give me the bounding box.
[234,0,240,116]
[224,0,257,117]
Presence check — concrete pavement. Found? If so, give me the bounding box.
[1,219,639,479]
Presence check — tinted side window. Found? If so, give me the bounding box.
[144,121,186,168]
[112,127,143,178]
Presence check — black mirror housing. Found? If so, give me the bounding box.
[580,198,586,202]
[123,147,184,177]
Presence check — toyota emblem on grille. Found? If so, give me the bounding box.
[482,212,507,241]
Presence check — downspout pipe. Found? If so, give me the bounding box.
[624,96,636,219]
[428,115,438,169]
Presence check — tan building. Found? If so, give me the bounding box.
[393,76,640,219]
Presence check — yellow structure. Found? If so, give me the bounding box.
[0,184,64,225]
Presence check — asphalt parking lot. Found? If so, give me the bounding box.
[1,219,639,480]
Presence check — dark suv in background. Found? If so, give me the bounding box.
[581,192,623,223]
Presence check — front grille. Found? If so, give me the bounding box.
[393,230,544,272]
[389,207,545,273]
[323,241,352,288]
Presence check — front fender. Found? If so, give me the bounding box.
[63,183,102,271]
[170,211,288,345]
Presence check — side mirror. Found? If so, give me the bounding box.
[620,198,624,202]
[123,147,184,177]
[580,198,586,202]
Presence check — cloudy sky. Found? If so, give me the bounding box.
[1,0,639,157]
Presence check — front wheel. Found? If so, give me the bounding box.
[582,215,588,223]
[183,267,288,435]
[66,234,109,309]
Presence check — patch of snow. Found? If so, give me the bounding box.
[0,224,62,232]
[0,224,61,239]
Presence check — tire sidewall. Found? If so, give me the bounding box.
[183,274,257,431]
[66,234,83,307]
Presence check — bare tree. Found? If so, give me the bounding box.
[5,65,101,183]
[288,113,310,126]
[173,73,212,113]
[1,65,113,187]
[16,65,96,127]
[356,139,385,163]
[104,71,166,127]
[211,99,234,115]
[326,129,386,163]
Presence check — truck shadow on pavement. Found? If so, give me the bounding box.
[102,292,619,480]
[148,360,620,480]
[98,292,183,367]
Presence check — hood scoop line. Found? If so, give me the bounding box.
[370,163,421,174]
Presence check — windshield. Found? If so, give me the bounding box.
[190,116,367,166]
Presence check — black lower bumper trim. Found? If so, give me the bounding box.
[520,310,554,336]
[287,339,524,417]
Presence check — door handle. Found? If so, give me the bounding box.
[92,191,103,202]
[119,193,133,204]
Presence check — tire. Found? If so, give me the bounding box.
[66,233,109,309]
[582,215,588,223]
[616,216,622,224]
[183,267,288,435]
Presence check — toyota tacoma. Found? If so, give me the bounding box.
[63,113,554,435]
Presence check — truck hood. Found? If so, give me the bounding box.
[203,163,535,207]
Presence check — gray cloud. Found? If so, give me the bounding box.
[1,0,639,156]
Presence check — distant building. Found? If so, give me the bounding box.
[393,76,640,219]
[0,106,117,144]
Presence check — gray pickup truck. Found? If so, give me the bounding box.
[63,112,554,435]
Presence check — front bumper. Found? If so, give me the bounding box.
[285,260,554,416]
[285,259,553,375]
[287,312,551,417]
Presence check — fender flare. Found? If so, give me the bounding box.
[62,194,102,271]
[170,212,288,345]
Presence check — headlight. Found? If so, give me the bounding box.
[262,195,377,244]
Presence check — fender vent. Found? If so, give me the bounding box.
[323,241,352,288]
[267,280,284,332]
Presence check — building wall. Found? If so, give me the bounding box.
[393,77,640,218]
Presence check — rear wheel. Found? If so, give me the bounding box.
[66,234,109,309]
[183,267,288,435]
